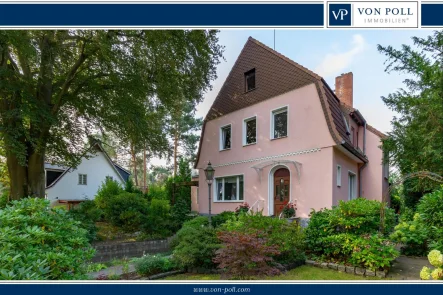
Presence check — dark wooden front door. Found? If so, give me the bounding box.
[274,168,290,217]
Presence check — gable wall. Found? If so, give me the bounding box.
[46,151,124,202]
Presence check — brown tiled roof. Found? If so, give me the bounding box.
[367,124,387,139]
[194,37,367,168]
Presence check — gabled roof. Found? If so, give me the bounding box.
[46,142,128,189]
[195,37,367,168]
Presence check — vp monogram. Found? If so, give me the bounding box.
[332,9,349,20]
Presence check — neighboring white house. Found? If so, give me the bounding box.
[45,143,130,206]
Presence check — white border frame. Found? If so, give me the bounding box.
[348,170,357,200]
[268,164,291,216]
[270,105,289,140]
[242,115,257,146]
[213,173,245,203]
[337,165,342,187]
[219,123,232,151]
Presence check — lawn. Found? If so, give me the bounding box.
[162,265,384,280]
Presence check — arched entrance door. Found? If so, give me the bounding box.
[273,168,290,217]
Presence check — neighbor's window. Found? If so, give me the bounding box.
[215,175,244,202]
[245,69,256,92]
[220,125,231,150]
[272,107,288,139]
[348,172,356,200]
[243,117,257,145]
[78,174,87,185]
[337,165,342,187]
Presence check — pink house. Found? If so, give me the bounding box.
[192,37,389,223]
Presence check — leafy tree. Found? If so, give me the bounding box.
[378,31,443,195]
[0,30,223,199]
[169,100,203,176]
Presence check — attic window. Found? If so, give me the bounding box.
[245,69,256,92]
[78,174,87,185]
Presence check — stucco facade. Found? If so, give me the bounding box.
[192,37,388,218]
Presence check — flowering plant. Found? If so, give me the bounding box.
[235,202,250,214]
[420,250,443,280]
[282,201,297,218]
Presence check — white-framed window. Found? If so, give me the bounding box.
[220,124,231,150]
[348,171,356,200]
[215,175,244,202]
[78,174,87,185]
[271,106,288,139]
[243,116,257,145]
[337,165,342,187]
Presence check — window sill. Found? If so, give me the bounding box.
[270,136,287,141]
[219,148,231,152]
[243,142,256,147]
[244,87,257,94]
[214,200,245,203]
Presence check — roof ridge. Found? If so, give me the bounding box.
[248,36,322,81]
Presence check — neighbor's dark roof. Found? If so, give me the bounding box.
[194,37,367,168]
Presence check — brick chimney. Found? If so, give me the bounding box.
[335,72,353,107]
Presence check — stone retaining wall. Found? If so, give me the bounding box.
[92,237,174,262]
[306,260,388,278]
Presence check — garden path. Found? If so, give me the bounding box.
[387,256,431,280]
[88,264,136,279]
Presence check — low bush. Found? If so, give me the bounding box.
[144,199,173,238]
[134,254,176,276]
[304,198,398,271]
[391,187,443,255]
[0,198,94,280]
[0,191,8,209]
[172,217,220,270]
[211,211,235,228]
[103,192,149,232]
[234,202,250,214]
[214,230,281,279]
[221,212,305,264]
[420,250,443,280]
[69,200,103,241]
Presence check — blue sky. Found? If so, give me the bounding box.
[196,29,433,133]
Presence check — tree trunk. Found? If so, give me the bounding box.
[143,148,146,193]
[131,142,138,186]
[173,127,179,177]
[6,149,45,200]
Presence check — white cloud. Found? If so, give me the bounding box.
[315,34,366,78]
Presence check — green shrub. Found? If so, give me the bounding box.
[305,198,398,270]
[170,199,192,231]
[148,184,168,201]
[0,191,8,209]
[211,211,235,228]
[134,254,176,276]
[95,178,123,209]
[170,216,210,249]
[172,225,220,270]
[391,187,443,255]
[103,192,149,232]
[69,200,103,241]
[221,212,305,264]
[143,199,173,238]
[0,198,95,280]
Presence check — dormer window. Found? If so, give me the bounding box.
[245,69,255,92]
